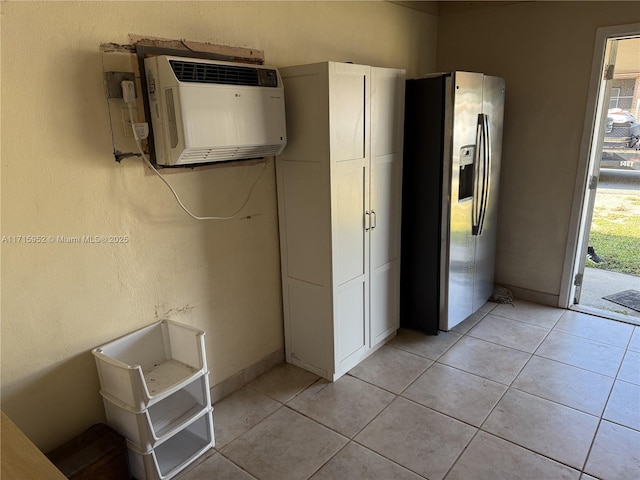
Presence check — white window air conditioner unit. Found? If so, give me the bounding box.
[144,55,287,166]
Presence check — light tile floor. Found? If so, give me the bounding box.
[178,301,640,480]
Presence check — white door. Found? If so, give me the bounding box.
[369,67,405,345]
[329,63,371,368]
[570,37,619,305]
[562,23,640,317]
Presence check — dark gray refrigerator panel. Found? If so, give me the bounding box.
[400,75,446,336]
[400,72,505,334]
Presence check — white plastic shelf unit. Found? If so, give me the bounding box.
[127,409,214,480]
[92,320,207,411]
[92,320,214,480]
[101,373,211,452]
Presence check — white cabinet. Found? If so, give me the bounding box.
[276,62,405,381]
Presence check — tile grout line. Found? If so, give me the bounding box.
[443,310,587,477]
[489,308,637,477]
[553,308,636,348]
[580,418,608,479]
[202,308,637,480]
[385,331,465,363]
[283,385,394,441]
[475,311,561,331]
[287,385,432,480]
[440,428,482,479]
[508,313,594,476]
[214,400,286,453]
[463,330,549,356]
[488,303,564,326]
[453,309,638,476]
[347,438,430,480]
[216,402,350,480]
[301,440,352,480]
[440,310,540,479]
[443,307,561,478]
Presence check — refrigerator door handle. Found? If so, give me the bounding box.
[472,114,491,236]
[472,115,484,235]
[370,210,377,229]
[477,114,491,236]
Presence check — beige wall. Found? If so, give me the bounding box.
[436,1,640,303]
[0,1,436,450]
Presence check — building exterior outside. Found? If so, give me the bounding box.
[602,38,640,170]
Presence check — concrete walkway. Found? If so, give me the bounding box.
[580,267,640,320]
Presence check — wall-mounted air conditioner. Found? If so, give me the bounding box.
[144,55,287,166]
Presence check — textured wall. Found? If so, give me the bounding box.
[0,0,436,450]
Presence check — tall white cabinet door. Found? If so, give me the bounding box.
[329,63,371,371]
[369,68,405,346]
[330,63,370,163]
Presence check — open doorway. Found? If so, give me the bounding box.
[565,25,640,325]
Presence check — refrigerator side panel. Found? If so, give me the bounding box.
[473,75,506,311]
[400,76,446,335]
[444,71,484,331]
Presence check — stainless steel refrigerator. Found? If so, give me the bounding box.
[400,71,505,334]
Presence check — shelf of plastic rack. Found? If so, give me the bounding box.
[102,373,211,452]
[127,409,214,480]
[92,320,207,411]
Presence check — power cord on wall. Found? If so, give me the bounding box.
[121,80,267,221]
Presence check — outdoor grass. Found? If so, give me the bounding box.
[627,196,640,206]
[589,209,640,276]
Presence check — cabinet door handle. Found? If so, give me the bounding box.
[364,212,371,231]
[370,210,377,229]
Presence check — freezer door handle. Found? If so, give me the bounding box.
[364,211,371,231]
[478,114,491,235]
[472,114,490,236]
[472,116,483,235]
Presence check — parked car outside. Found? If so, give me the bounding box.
[601,108,640,170]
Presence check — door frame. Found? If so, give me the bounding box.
[560,23,640,311]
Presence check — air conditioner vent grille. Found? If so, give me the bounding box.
[177,145,283,165]
[169,60,279,87]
